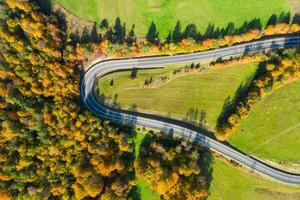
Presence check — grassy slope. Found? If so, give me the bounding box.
[229,79,300,162]
[99,63,258,129]
[56,0,290,38]
[208,158,300,200]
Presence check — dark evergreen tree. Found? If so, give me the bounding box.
[172,21,182,42]
[266,14,278,26]
[237,21,249,34]
[144,79,149,85]
[251,18,262,30]
[113,17,126,43]
[130,68,138,79]
[149,76,153,84]
[81,27,90,43]
[91,22,101,43]
[165,31,172,42]
[204,23,215,38]
[100,18,109,29]
[183,23,201,41]
[278,12,290,24]
[106,27,114,42]
[110,79,114,86]
[225,22,235,35]
[126,24,137,44]
[146,21,159,43]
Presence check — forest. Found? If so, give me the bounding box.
[0,0,137,199]
[0,1,211,199]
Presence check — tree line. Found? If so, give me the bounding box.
[99,14,300,58]
[54,10,299,49]
[40,7,300,59]
[94,11,295,45]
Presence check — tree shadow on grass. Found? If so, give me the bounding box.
[35,0,52,15]
[199,147,213,189]
[293,14,300,25]
[129,186,142,200]
[184,108,207,128]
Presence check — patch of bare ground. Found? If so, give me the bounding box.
[289,0,300,17]
[255,188,300,200]
[148,0,162,12]
[52,0,95,35]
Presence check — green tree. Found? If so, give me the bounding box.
[183,23,201,41]
[135,131,212,200]
[100,18,109,29]
[113,17,126,43]
[172,21,182,42]
[127,24,136,44]
[146,21,159,43]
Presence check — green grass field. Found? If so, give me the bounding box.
[208,158,300,200]
[228,79,300,162]
[56,0,290,38]
[99,62,258,129]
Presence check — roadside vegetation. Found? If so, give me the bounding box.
[56,0,291,38]
[208,158,300,200]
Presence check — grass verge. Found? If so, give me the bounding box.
[208,157,300,200]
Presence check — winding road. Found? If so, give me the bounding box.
[81,36,300,185]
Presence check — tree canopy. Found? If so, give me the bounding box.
[0,1,136,199]
[145,21,159,43]
[135,131,212,200]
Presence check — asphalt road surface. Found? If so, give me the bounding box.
[81,36,300,185]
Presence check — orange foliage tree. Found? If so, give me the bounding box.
[135,131,212,200]
[0,1,136,199]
